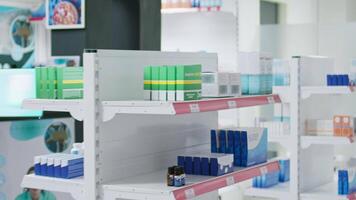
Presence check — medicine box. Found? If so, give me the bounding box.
[47,67,57,99]
[253,171,279,188]
[159,66,168,101]
[228,73,241,97]
[176,65,202,101]
[333,115,355,137]
[177,153,233,177]
[305,119,333,136]
[201,72,229,97]
[143,66,152,100]
[34,154,83,179]
[338,168,356,195]
[151,66,160,101]
[239,128,268,167]
[167,66,176,101]
[279,159,290,182]
[57,67,83,99]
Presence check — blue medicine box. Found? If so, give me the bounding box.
[240,128,268,167]
[226,131,234,154]
[184,156,193,175]
[219,130,227,153]
[34,156,42,175]
[211,130,218,153]
[209,153,234,176]
[201,157,210,176]
[193,157,201,175]
[233,131,241,166]
[338,169,356,195]
[40,156,48,176]
[279,159,290,182]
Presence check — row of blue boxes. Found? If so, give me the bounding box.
[211,128,268,167]
[338,168,356,195]
[252,159,290,188]
[177,153,233,177]
[34,154,83,179]
[327,74,350,86]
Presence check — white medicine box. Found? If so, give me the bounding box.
[202,72,229,97]
[228,73,241,97]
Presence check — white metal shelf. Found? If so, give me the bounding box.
[102,161,280,200]
[301,182,351,200]
[22,99,84,121]
[274,86,355,101]
[301,136,354,149]
[244,182,290,199]
[102,95,281,121]
[21,174,84,199]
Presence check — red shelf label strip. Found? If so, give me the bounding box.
[173,95,281,115]
[173,161,280,200]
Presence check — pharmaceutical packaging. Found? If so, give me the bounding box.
[201,72,229,97]
[305,119,333,136]
[176,65,202,101]
[143,65,201,101]
[327,74,350,86]
[338,168,356,195]
[35,67,84,99]
[273,59,290,86]
[177,153,233,177]
[211,128,268,167]
[167,66,176,101]
[159,66,168,101]
[279,159,290,182]
[228,73,241,97]
[333,115,355,137]
[143,66,152,100]
[151,66,160,101]
[259,121,290,137]
[239,52,272,95]
[240,128,268,167]
[57,67,84,99]
[253,171,280,188]
[33,154,83,179]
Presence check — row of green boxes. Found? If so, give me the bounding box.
[36,67,84,99]
[144,65,202,101]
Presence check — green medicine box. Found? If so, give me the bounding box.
[159,66,168,101]
[35,67,42,98]
[176,65,202,101]
[167,66,176,101]
[151,66,160,101]
[57,67,84,99]
[143,66,152,100]
[40,67,49,99]
[47,67,57,99]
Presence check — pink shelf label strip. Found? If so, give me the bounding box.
[173,95,281,115]
[173,161,280,200]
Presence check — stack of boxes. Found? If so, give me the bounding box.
[327,74,350,86]
[305,115,355,137]
[211,128,268,167]
[201,72,241,97]
[34,154,83,179]
[177,153,233,177]
[144,65,202,101]
[36,67,83,99]
[239,52,273,95]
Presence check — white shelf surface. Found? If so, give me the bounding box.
[273,86,355,101]
[21,174,84,199]
[301,135,354,149]
[245,182,290,199]
[103,161,280,200]
[102,95,281,121]
[301,182,353,200]
[22,99,84,121]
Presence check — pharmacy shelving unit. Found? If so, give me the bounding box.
[245,56,356,200]
[21,50,282,200]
